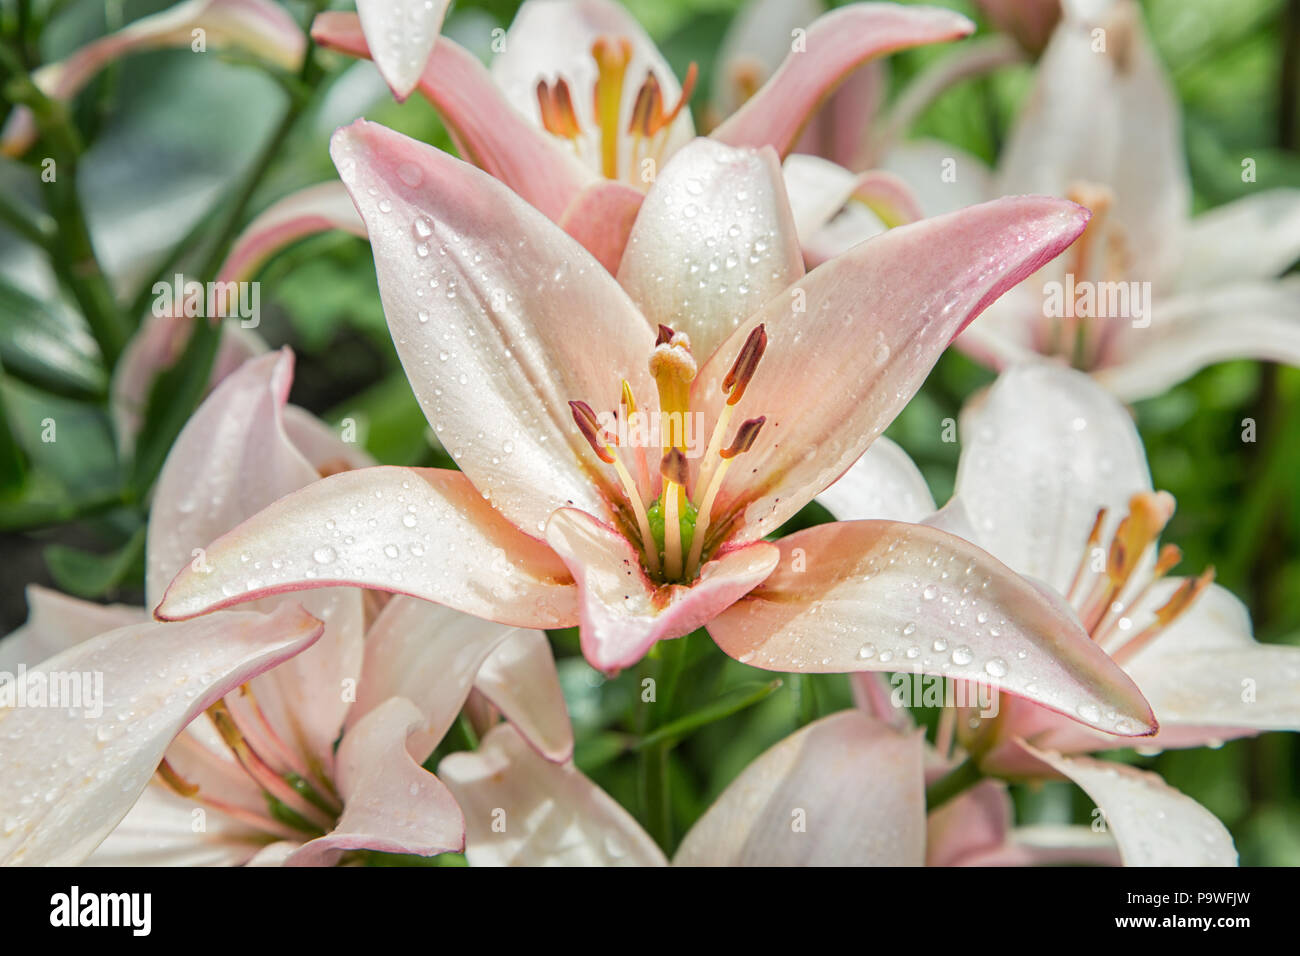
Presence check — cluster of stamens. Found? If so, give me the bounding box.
[155,689,342,842]
[1064,491,1214,662]
[570,323,768,584]
[1039,182,1135,371]
[536,35,697,182]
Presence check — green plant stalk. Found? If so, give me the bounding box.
[634,679,783,751]
[924,757,983,812]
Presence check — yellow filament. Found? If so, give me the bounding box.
[685,456,733,579]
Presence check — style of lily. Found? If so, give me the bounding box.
[797,0,1300,401]
[1,0,305,157]
[437,702,1147,866]
[303,0,976,273]
[0,350,571,866]
[819,361,1299,863]
[156,115,1160,748]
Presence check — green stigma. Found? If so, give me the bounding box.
[646,498,697,567]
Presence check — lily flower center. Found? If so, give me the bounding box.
[570,323,768,585]
[156,688,343,846]
[535,35,697,184]
[1036,181,1135,371]
[1063,490,1214,663]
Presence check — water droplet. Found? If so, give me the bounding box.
[313,546,337,564]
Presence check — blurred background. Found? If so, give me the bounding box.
[1,0,1297,863]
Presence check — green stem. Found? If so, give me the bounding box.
[634,679,782,751]
[925,757,983,812]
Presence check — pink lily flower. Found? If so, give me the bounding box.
[308,0,977,271]
[821,361,1298,862]
[1,350,571,865]
[438,707,1129,865]
[1,0,305,156]
[156,117,1157,743]
[976,0,1062,55]
[798,0,1300,400]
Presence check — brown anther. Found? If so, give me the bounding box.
[660,448,689,486]
[1107,491,1175,585]
[1085,507,1108,547]
[722,324,767,406]
[656,323,675,346]
[653,62,697,134]
[536,78,581,139]
[628,72,662,137]
[728,57,764,105]
[570,400,615,463]
[1152,543,1183,577]
[720,416,766,459]
[1153,566,1215,627]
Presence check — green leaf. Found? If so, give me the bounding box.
[44,524,145,599]
[0,277,107,400]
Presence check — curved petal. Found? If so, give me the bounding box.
[692,196,1090,542]
[881,139,994,217]
[926,778,1012,866]
[954,362,1152,590]
[1095,278,1300,402]
[155,466,579,629]
[349,595,522,759]
[0,586,147,672]
[962,824,1122,866]
[712,0,826,118]
[311,13,593,222]
[1174,190,1300,290]
[558,180,645,274]
[330,119,656,535]
[216,181,366,285]
[286,697,464,866]
[618,138,805,361]
[1024,745,1237,866]
[995,0,1188,287]
[280,404,375,475]
[474,629,574,763]
[545,507,779,674]
[84,784,262,867]
[1122,582,1300,740]
[0,604,323,866]
[491,0,694,180]
[355,0,450,100]
[814,435,936,523]
[439,723,666,866]
[148,350,367,770]
[674,711,925,866]
[708,520,1157,737]
[711,5,974,158]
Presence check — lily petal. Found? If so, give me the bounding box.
[216,181,366,285]
[618,138,805,361]
[545,507,779,673]
[439,723,667,865]
[814,435,936,523]
[349,595,525,758]
[712,5,974,158]
[474,629,574,763]
[674,711,925,865]
[155,466,578,629]
[286,697,464,865]
[926,778,1011,866]
[953,362,1152,591]
[1095,278,1300,402]
[355,0,450,100]
[1174,190,1300,290]
[311,13,593,222]
[1122,581,1300,741]
[0,586,146,672]
[0,604,323,866]
[693,197,1090,542]
[708,519,1157,737]
[1024,745,1237,866]
[330,119,656,536]
[84,784,263,867]
[558,180,645,274]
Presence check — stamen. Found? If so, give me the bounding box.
[628,72,662,138]
[1112,566,1215,664]
[621,378,651,496]
[571,400,659,575]
[1094,543,1182,643]
[536,78,581,139]
[157,758,199,798]
[686,416,765,579]
[661,449,689,580]
[591,36,633,179]
[1065,506,1108,604]
[653,62,697,135]
[698,325,766,502]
